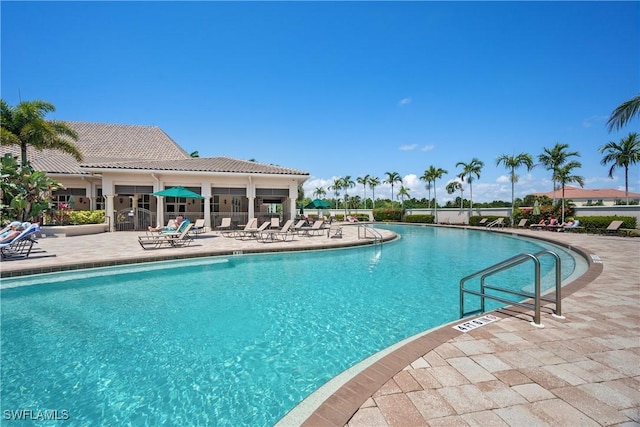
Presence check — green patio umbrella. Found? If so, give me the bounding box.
[305,198,331,216]
[152,186,204,199]
[304,199,331,209]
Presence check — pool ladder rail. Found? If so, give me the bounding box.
[357,224,383,244]
[459,250,565,328]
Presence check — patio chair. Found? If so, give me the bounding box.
[270,217,280,230]
[0,223,41,259]
[560,219,581,232]
[217,217,233,236]
[516,219,528,228]
[190,219,206,238]
[299,220,325,237]
[604,220,624,235]
[258,219,295,243]
[478,218,488,226]
[236,220,270,240]
[486,218,504,228]
[292,219,307,235]
[327,225,343,239]
[138,223,194,249]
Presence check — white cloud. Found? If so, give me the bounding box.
[496,175,511,184]
[398,97,412,106]
[420,144,435,151]
[582,115,607,128]
[399,144,419,151]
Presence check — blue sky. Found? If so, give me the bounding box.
[2,1,639,203]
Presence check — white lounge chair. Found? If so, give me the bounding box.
[258,219,295,243]
[217,218,233,236]
[236,220,269,240]
[190,219,206,238]
[299,220,325,237]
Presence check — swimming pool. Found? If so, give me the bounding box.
[0,225,584,425]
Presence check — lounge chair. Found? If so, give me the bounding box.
[236,220,269,240]
[258,219,295,243]
[270,217,280,230]
[0,223,41,259]
[217,217,233,236]
[327,225,343,239]
[516,219,528,228]
[138,223,194,249]
[292,219,307,235]
[478,218,488,226]
[605,220,624,235]
[299,220,325,236]
[190,219,206,238]
[486,218,504,228]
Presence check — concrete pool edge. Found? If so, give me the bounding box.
[282,226,604,426]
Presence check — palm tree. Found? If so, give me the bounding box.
[329,178,342,209]
[446,181,464,209]
[538,143,580,205]
[397,185,410,209]
[420,170,433,208]
[357,175,370,209]
[340,175,355,217]
[313,186,326,199]
[496,153,534,225]
[556,161,584,222]
[606,94,640,132]
[384,171,402,207]
[599,132,640,204]
[1,99,82,166]
[422,165,447,223]
[368,176,380,209]
[456,158,484,212]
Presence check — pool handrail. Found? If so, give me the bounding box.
[459,250,562,327]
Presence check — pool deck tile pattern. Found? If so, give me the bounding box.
[1,224,639,426]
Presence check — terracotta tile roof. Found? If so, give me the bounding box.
[82,157,309,175]
[533,186,640,199]
[1,121,308,176]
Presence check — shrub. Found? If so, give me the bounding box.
[403,214,434,224]
[574,216,636,233]
[373,208,403,222]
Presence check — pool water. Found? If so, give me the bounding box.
[0,225,582,426]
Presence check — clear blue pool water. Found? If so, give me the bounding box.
[1,225,582,426]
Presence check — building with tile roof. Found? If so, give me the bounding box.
[532,186,640,206]
[2,121,309,231]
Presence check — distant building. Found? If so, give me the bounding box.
[3,121,309,231]
[532,186,640,206]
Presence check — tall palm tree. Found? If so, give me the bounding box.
[1,99,82,166]
[421,165,447,223]
[599,132,640,204]
[313,186,326,199]
[446,181,464,209]
[368,176,380,209]
[538,143,580,204]
[397,185,410,209]
[357,175,370,209]
[455,158,484,212]
[556,161,584,222]
[340,175,355,217]
[420,170,433,208]
[384,171,402,207]
[329,178,342,209]
[496,153,534,225]
[606,94,640,132]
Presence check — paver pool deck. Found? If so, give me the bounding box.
[1,224,639,426]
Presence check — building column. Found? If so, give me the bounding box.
[156,196,164,227]
[105,195,115,232]
[204,196,212,228]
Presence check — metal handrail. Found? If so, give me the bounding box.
[357,224,382,244]
[460,250,562,328]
